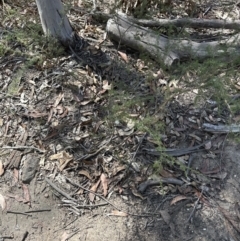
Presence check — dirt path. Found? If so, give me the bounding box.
[1,143,240,241]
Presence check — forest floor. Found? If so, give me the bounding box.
[1,0,240,240]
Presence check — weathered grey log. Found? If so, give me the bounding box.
[93,12,240,30]
[123,17,240,30]
[106,13,240,67]
[106,15,180,66]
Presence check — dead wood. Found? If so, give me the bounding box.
[93,12,240,30]
[106,13,240,66]
[121,17,240,30]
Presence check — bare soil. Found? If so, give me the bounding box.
[1,144,240,241]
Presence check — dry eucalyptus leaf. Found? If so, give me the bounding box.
[49,151,73,171]
[100,173,108,197]
[118,51,128,62]
[0,160,4,176]
[109,210,128,217]
[89,179,101,202]
[170,195,187,205]
[0,194,6,211]
[79,170,92,181]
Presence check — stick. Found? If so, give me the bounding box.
[1,145,45,153]
[45,177,77,202]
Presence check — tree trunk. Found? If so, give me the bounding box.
[35,0,74,46]
[35,0,111,73]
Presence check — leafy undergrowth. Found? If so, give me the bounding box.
[1,0,240,240]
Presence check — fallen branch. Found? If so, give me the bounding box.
[92,12,240,30]
[127,17,240,30]
[45,177,77,202]
[106,13,240,66]
[138,177,184,193]
[202,123,240,133]
[142,140,210,157]
[1,145,46,153]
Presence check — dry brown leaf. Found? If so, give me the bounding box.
[49,151,73,171]
[0,160,4,176]
[131,185,145,200]
[23,110,48,118]
[100,173,108,197]
[188,133,202,142]
[13,168,19,183]
[56,105,64,115]
[79,170,92,181]
[109,210,128,217]
[89,179,101,202]
[112,165,126,176]
[54,93,64,107]
[204,141,212,150]
[209,171,227,180]
[159,168,174,178]
[159,209,176,235]
[118,51,128,62]
[194,190,210,206]
[80,100,92,106]
[170,195,187,205]
[102,80,112,90]
[47,107,54,123]
[80,116,92,125]
[0,118,3,126]
[159,210,171,224]
[22,183,31,204]
[0,193,6,211]
[118,128,134,136]
[94,121,105,133]
[61,231,69,241]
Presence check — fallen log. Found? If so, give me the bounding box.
[106,13,240,67]
[93,12,240,30]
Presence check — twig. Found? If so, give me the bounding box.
[21,231,28,241]
[6,211,32,217]
[65,177,120,211]
[132,133,147,161]
[62,202,108,209]
[7,209,51,217]
[126,133,147,172]
[64,228,80,240]
[0,235,14,240]
[138,177,184,193]
[186,190,203,223]
[142,139,212,157]
[65,177,164,217]
[186,154,194,180]
[45,177,77,202]
[202,123,240,133]
[76,137,112,161]
[54,217,78,233]
[92,12,240,30]
[1,145,45,153]
[24,209,51,213]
